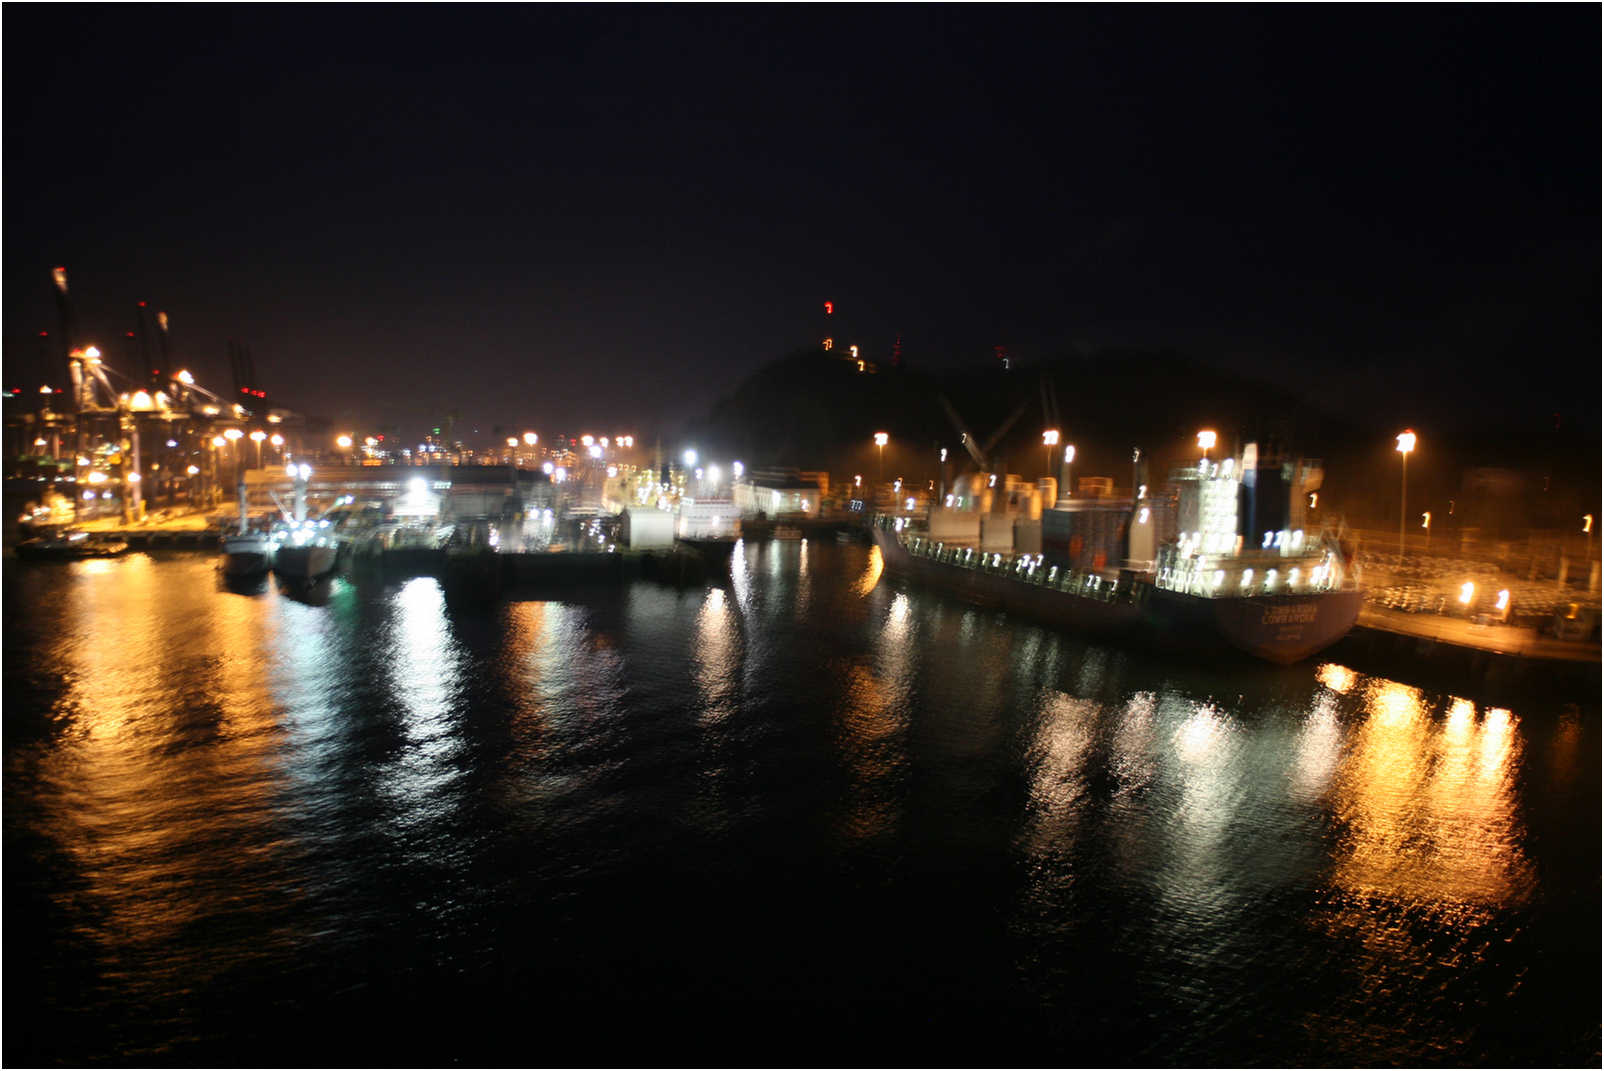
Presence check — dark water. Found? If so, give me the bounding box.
[5,543,1599,1066]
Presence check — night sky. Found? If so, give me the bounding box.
[5,7,1598,449]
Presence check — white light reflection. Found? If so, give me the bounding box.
[1020,692,1099,856]
[694,586,742,727]
[728,537,753,613]
[378,579,466,837]
[1293,695,1343,801]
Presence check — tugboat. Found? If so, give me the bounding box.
[872,439,1363,666]
[273,463,337,582]
[220,477,276,578]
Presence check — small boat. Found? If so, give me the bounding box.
[16,528,129,561]
[220,478,275,578]
[221,530,277,578]
[273,529,337,582]
[272,463,338,583]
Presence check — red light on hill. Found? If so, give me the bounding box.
[824,301,834,315]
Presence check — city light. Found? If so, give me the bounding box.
[1459,581,1475,605]
[177,369,194,385]
[212,436,225,448]
[224,428,243,441]
[337,434,354,449]
[683,448,697,467]
[523,432,538,446]
[1197,429,1217,456]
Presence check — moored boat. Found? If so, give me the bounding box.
[872,440,1363,665]
[16,528,130,561]
[220,477,276,578]
[273,530,337,582]
[271,462,337,582]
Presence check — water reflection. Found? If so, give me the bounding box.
[23,556,299,961]
[833,591,914,840]
[852,544,883,597]
[694,586,742,726]
[6,547,1592,1068]
[1331,683,1533,909]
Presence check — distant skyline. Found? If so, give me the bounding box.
[5,7,1598,448]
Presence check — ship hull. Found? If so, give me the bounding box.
[872,525,1359,666]
[274,543,337,582]
[221,535,275,578]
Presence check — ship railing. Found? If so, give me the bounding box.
[904,536,1127,603]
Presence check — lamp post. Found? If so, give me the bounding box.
[1063,444,1076,502]
[250,429,266,470]
[1421,510,1431,551]
[1197,429,1216,461]
[874,432,888,497]
[1042,429,1059,482]
[270,433,284,465]
[1396,430,1416,560]
[1586,514,1596,593]
[211,434,227,506]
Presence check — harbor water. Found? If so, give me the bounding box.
[4,543,1598,1065]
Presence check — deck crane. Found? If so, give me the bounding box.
[938,394,1030,508]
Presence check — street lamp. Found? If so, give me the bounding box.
[270,433,284,463]
[250,429,266,469]
[523,431,538,446]
[1064,444,1076,500]
[1396,430,1416,560]
[1421,510,1431,551]
[1197,429,1217,460]
[874,432,888,492]
[1042,429,1060,481]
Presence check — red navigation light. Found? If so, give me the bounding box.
[377,435,384,441]
[126,331,135,337]
[138,301,147,307]
[39,331,48,337]
[824,301,834,315]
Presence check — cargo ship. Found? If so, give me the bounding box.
[871,441,1362,665]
